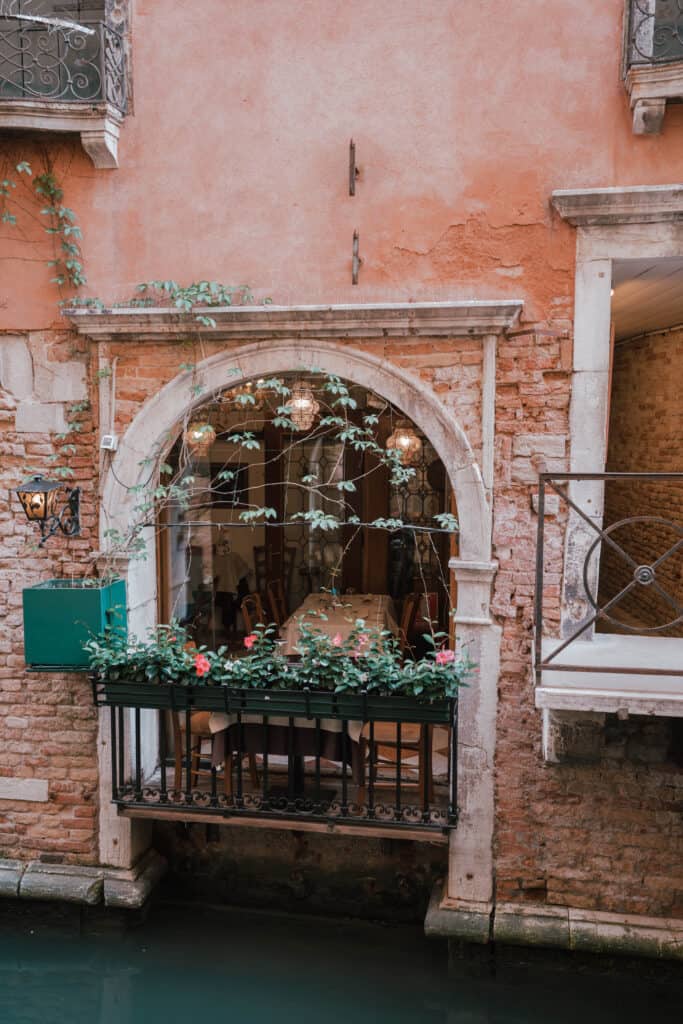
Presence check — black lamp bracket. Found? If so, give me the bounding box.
[38,486,81,547]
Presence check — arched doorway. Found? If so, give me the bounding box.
[98,339,499,912]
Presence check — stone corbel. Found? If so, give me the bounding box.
[80,115,121,169]
[624,62,683,135]
[450,558,498,627]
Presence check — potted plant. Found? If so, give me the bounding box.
[87,620,469,726]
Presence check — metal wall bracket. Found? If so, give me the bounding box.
[349,139,359,196]
[352,230,362,285]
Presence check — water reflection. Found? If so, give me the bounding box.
[0,905,680,1024]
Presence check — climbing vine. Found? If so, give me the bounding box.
[0,157,86,296]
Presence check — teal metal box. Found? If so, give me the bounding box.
[22,578,127,669]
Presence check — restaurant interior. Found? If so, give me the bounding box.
[153,372,457,815]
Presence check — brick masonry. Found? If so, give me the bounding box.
[600,328,683,635]
[2,317,681,921]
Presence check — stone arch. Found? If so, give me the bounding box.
[102,339,490,565]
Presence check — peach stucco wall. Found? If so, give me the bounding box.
[1,0,683,329]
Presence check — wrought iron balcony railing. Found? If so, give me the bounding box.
[535,472,683,688]
[625,1,683,67]
[93,679,458,838]
[0,15,126,112]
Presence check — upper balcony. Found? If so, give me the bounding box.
[0,7,127,167]
[534,472,683,719]
[623,1,683,133]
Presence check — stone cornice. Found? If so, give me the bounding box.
[551,185,683,226]
[63,300,523,342]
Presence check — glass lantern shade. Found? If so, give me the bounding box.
[290,381,320,432]
[15,475,61,523]
[185,421,216,454]
[386,421,423,466]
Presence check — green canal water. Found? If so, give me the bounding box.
[0,904,681,1024]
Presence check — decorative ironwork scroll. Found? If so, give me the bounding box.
[0,13,126,111]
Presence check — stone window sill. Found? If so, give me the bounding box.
[624,61,683,134]
[0,99,122,168]
[535,634,683,717]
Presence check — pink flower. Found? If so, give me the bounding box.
[244,633,257,650]
[357,633,369,647]
[331,632,343,647]
[435,648,456,666]
[194,653,211,677]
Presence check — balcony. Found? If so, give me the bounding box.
[93,680,458,842]
[623,1,683,133]
[0,13,126,166]
[534,472,683,718]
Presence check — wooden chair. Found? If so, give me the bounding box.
[253,545,268,597]
[357,722,433,805]
[356,596,431,804]
[266,579,287,626]
[241,593,266,633]
[398,592,420,657]
[172,711,258,797]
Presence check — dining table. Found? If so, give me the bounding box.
[209,592,401,792]
[279,591,400,656]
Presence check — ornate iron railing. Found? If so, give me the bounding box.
[0,15,126,111]
[625,1,683,67]
[535,472,683,685]
[93,680,458,837]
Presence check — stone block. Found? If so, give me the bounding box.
[14,401,67,434]
[0,337,33,400]
[34,361,87,403]
[569,908,683,960]
[0,858,25,898]
[424,882,492,944]
[20,862,103,905]
[531,492,560,516]
[512,434,566,458]
[494,901,570,949]
[104,849,167,909]
[0,777,49,802]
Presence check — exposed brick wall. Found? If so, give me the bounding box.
[0,330,100,865]
[599,329,683,635]
[3,321,683,919]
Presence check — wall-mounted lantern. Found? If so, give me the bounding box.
[15,475,81,547]
[386,421,423,467]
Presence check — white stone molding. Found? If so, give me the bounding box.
[544,202,683,719]
[625,62,683,134]
[551,185,683,226]
[481,334,497,539]
[98,335,500,905]
[447,559,500,906]
[65,299,523,342]
[0,100,122,169]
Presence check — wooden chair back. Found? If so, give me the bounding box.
[241,593,266,633]
[267,579,287,626]
[398,592,420,656]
